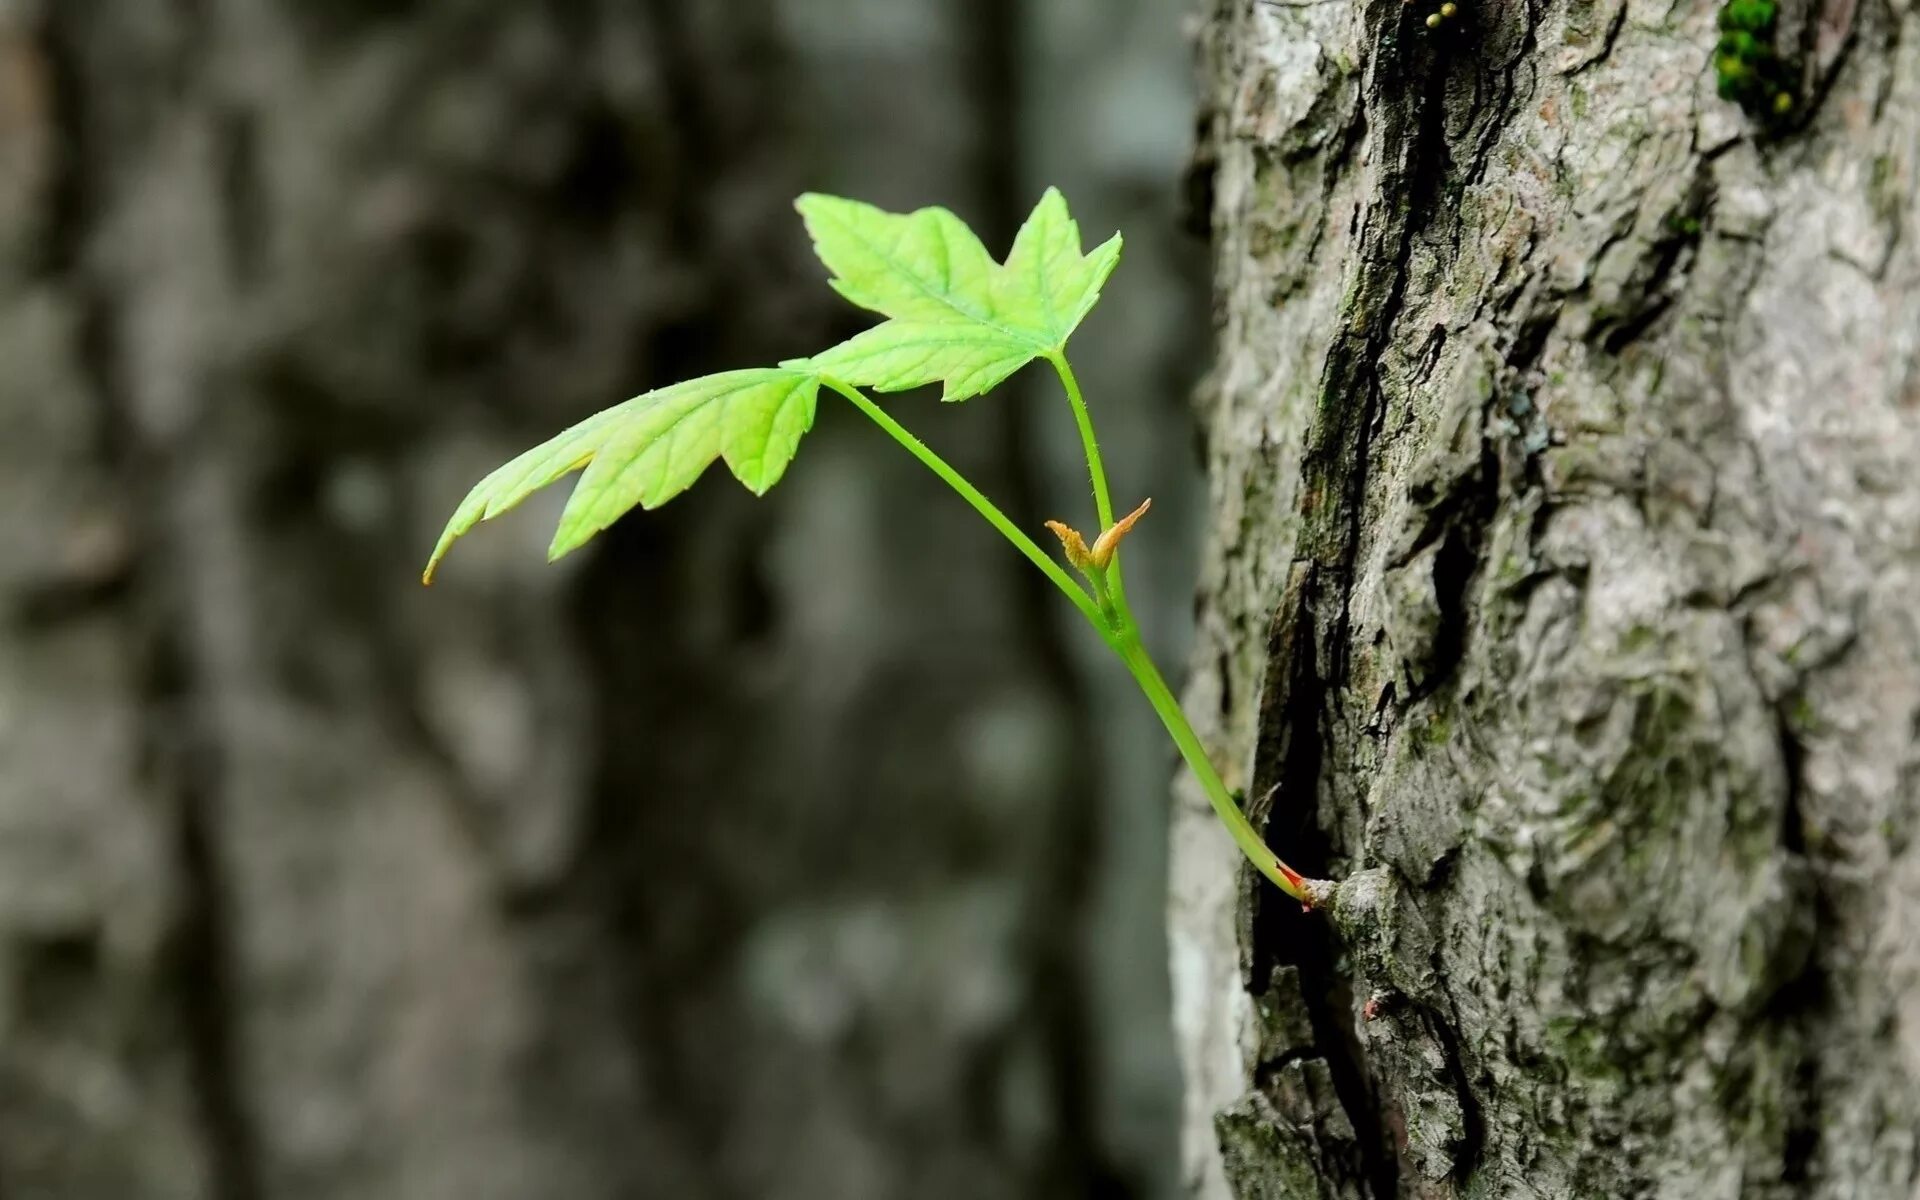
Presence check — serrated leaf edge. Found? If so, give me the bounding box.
[799,188,1123,403]
[423,368,820,584]
[795,194,1045,348]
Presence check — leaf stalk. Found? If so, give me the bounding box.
[827,367,1323,904]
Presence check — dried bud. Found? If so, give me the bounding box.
[1088,499,1152,569]
[1045,520,1095,574]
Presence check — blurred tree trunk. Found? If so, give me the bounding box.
[0,2,1201,1198]
[1176,0,1920,1195]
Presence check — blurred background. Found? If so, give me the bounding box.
[0,2,1210,1197]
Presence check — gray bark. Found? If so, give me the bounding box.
[1178,0,1920,1195]
[0,2,1204,1199]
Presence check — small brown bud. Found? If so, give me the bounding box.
[1089,499,1152,569]
[1045,520,1095,574]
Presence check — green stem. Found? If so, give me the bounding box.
[1050,353,1314,901]
[1113,630,1310,902]
[824,378,1110,636]
[826,375,1316,904]
[1047,352,1114,528]
[1047,353,1132,618]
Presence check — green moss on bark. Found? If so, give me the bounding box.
[1714,0,1797,124]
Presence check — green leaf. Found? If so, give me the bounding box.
[797,188,1121,401]
[794,194,1004,326]
[423,368,819,583]
[807,323,1035,402]
[997,187,1125,346]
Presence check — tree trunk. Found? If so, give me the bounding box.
[1177,0,1920,1195]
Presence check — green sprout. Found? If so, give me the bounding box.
[423,189,1327,906]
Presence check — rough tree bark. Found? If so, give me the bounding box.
[1176,0,1920,1195]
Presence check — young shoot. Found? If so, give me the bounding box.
[423,189,1328,906]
